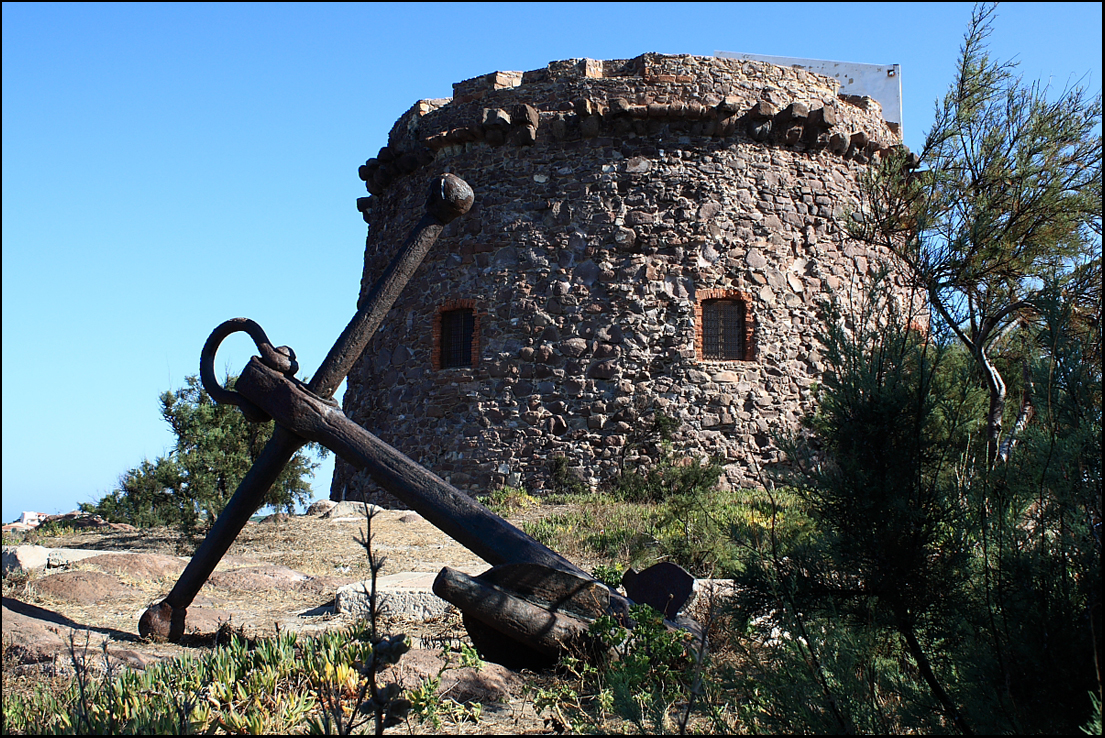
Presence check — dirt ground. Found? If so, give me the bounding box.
[2,506,613,734]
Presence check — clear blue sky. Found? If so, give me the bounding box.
[3,2,1101,524]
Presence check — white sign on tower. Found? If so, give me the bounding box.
[716,51,903,133]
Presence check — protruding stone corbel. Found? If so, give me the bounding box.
[357,158,376,182]
[777,102,808,146]
[608,98,634,116]
[828,131,849,154]
[606,97,636,135]
[846,130,869,161]
[810,104,838,129]
[803,106,838,149]
[747,100,776,142]
[716,96,742,116]
[713,95,742,137]
[482,108,511,146]
[573,98,601,138]
[866,139,889,162]
[510,103,539,146]
[358,144,403,196]
[572,98,597,117]
[780,102,809,123]
[356,196,372,225]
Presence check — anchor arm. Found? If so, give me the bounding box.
[140,427,305,641]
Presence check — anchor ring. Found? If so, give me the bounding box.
[199,317,299,422]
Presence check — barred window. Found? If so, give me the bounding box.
[702,299,746,361]
[439,308,475,369]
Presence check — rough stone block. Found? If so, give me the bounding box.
[511,125,538,147]
[749,100,777,120]
[814,105,838,128]
[716,95,742,115]
[608,98,633,115]
[336,569,488,621]
[481,108,511,129]
[2,545,49,575]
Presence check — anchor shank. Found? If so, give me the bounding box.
[308,174,473,399]
[172,427,304,596]
[234,356,588,577]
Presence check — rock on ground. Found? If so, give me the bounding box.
[379,647,523,705]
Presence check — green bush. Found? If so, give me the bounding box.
[530,603,707,734]
[548,455,588,497]
[477,485,538,516]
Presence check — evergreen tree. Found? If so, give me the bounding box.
[972,275,1102,730]
[731,6,1100,732]
[85,375,323,540]
[771,267,1100,733]
[779,274,978,733]
[850,2,1102,466]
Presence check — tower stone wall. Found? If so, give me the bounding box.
[333,53,909,504]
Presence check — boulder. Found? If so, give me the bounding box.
[305,500,338,516]
[322,501,386,519]
[378,647,522,705]
[30,570,142,605]
[2,545,49,575]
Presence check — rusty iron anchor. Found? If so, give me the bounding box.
[139,173,699,666]
[193,327,698,666]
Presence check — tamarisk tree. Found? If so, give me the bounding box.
[851,3,1102,466]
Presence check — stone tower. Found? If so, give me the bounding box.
[332,53,907,505]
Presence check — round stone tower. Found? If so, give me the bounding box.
[333,53,906,504]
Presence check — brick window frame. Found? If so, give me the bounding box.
[695,289,755,362]
[432,299,480,370]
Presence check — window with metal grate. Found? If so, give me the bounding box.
[440,308,475,368]
[702,299,746,361]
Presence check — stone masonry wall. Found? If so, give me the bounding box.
[332,53,910,505]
